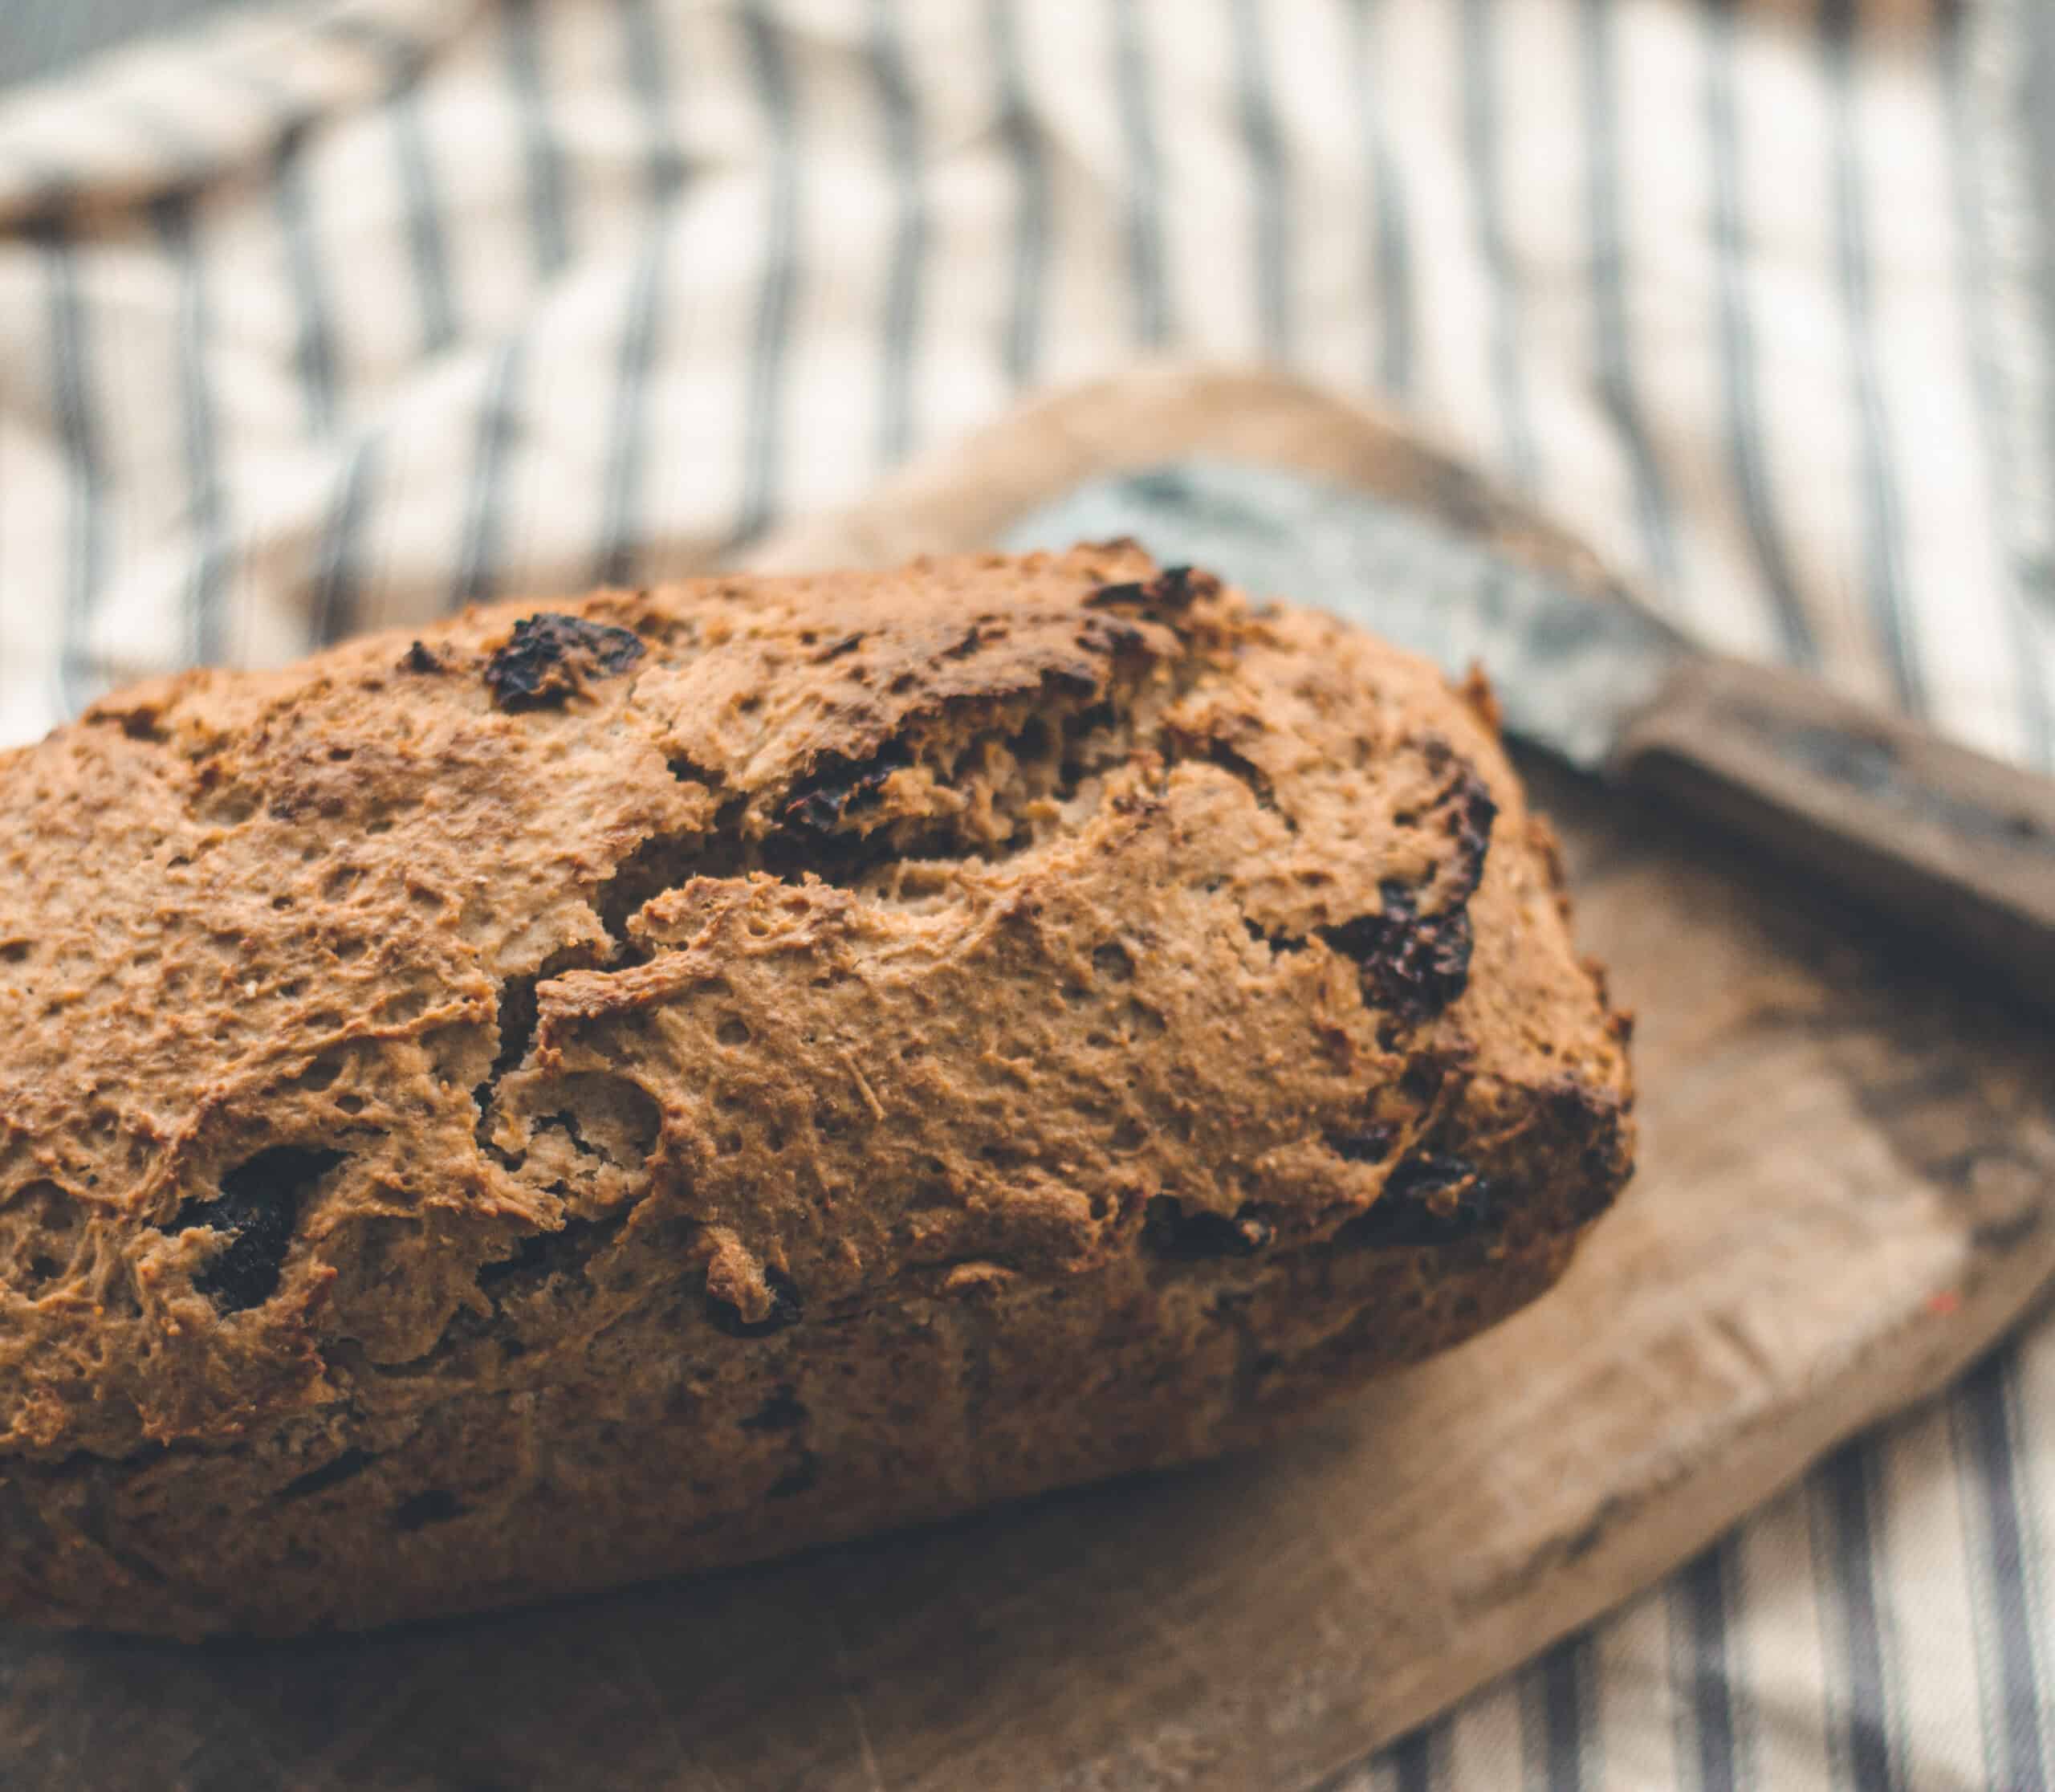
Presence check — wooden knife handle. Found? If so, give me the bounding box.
[1609,655,2055,1008]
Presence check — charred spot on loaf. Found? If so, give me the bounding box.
[1401,1054,1458,1102]
[1060,701,1119,759]
[707,1265,804,1338]
[666,754,726,789]
[1244,917,1307,955]
[485,613,645,709]
[535,1073,662,1168]
[596,797,743,945]
[598,673,1154,936]
[486,973,544,1085]
[1203,739,1267,788]
[1337,1153,1497,1248]
[476,1209,628,1295]
[1087,563,1217,620]
[278,1448,376,1504]
[1076,615,1159,670]
[1546,1083,1633,1221]
[741,1388,808,1432]
[172,1146,344,1313]
[1321,883,1476,1022]
[1086,580,1158,612]
[473,948,604,1150]
[1328,1123,1398,1164]
[769,682,1137,873]
[1442,764,1498,865]
[1320,763,1496,1020]
[1041,666,1101,701]
[1166,731,1284,818]
[1142,1195,1275,1260]
[393,1489,466,1532]
[475,1230,554,1290]
[783,741,914,836]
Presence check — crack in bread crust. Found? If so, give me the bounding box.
[0,545,1632,1633]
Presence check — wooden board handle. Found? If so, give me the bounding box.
[1611,656,2055,1006]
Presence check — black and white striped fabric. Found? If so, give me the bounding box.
[0,0,2049,1784]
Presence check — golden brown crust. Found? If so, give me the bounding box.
[0,546,1631,1633]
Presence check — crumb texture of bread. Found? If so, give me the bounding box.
[0,546,1631,1635]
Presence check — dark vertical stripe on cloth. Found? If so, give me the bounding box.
[1821,0,1918,712]
[598,0,688,588]
[336,17,458,356]
[987,0,1047,388]
[36,218,106,715]
[507,0,572,279]
[1347,0,1411,397]
[303,27,429,646]
[134,83,340,653]
[1112,0,1170,348]
[210,64,340,439]
[151,194,230,666]
[1387,1721,1436,1792]
[1579,0,1678,590]
[1703,0,1816,668]
[454,339,527,609]
[871,0,926,466]
[628,0,690,197]
[1460,0,1536,490]
[389,77,458,356]
[311,434,376,646]
[1228,0,1289,359]
[1942,7,2051,767]
[1525,1635,1589,1792]
[1959,1351,2051,1792]
[1677,1544,1738,1792]
[735,0,799,545]
[454,0,572,610]
[597,230,673,588]
[274,119,339,438]
[1818,1442,1898,1792]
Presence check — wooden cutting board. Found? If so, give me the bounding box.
[3,366,2051,1792]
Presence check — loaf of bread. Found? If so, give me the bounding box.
[0,544,1631,1635]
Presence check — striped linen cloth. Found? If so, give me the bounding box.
[0,0,2049,1786]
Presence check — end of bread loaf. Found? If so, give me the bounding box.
[0,545,1630,1634]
